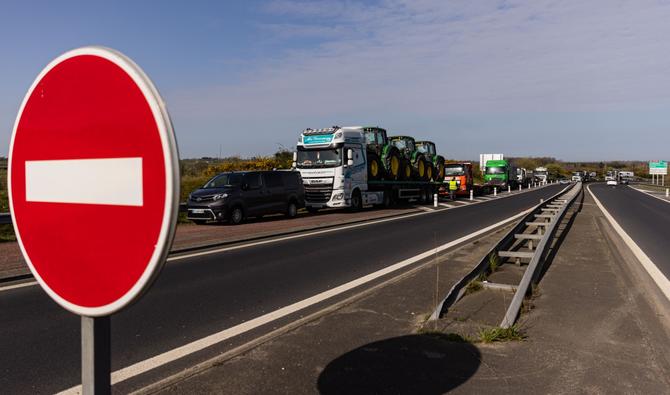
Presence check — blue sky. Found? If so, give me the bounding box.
[2,0,670,161]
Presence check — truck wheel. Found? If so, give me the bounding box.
[385,151,401,180]
[367,152,382,180]
[286,201,298,218]
[350,190,363,211]
[228,206,244,225]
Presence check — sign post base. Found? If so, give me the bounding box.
[82,316,111,395]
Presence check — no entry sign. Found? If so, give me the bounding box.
[8,47,179,316]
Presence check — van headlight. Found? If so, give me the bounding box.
[213,193,228,201]
[333,193,344,201]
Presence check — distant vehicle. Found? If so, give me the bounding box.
[534,167,548,183]
[607,179,618,186]
[187,170,305,225]
[440,162,476,197]
[484,159,518,189]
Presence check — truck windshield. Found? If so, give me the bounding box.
[297,148,342,168]
[203,173,243,188]
[444,166,464,175]
[486,166,506,175]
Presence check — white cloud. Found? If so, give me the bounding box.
[168,0,670,159]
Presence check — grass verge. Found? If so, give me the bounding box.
[478,325,526,343]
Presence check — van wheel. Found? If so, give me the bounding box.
[350,190,363,211]
[286,201,298,218]
[228,206,244,225]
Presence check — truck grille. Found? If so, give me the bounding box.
[304,186,332,203]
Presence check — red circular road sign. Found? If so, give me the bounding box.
[8,47,179,316]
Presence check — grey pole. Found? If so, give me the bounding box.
[82,316,111,395]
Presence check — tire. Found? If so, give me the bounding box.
[228,206,244,225]
[426,163,434,182]
[435,159,445,180]
[286,201,298,218]
[367,152,382,180]
[415,156,427,181]
[384,150,401,180]
[399,159,412,181]
[350,189,363,211]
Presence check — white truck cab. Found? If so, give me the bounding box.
[295,126,381,210]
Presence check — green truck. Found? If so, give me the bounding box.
[484,159,518,190]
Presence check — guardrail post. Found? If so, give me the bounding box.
[469,190,473,201]
[494,187,497,196]
[433,193,438,207]
[508,185,511,193]
[666,188,669,198]
[519,185,521,192]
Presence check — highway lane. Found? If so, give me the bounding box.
[589,183,670,280]
[0,184,565,394]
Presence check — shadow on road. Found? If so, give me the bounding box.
[317,334,481,395]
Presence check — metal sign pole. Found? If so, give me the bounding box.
[82,316,111,395]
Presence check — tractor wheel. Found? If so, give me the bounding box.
[436,160,445,180]
[367,152,382,180]
[399,159,412,181]
[416,157,427,181]
[426,163,434,182]
[384,151,401,180]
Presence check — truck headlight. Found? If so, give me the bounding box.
[213,193,228,201]
[333,193,344,201]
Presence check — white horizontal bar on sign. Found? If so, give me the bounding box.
[25,158,143,206]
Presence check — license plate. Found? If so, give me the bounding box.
[191,209,205,214]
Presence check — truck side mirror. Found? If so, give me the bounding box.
[292,151,297,168]
[347,149,354,167]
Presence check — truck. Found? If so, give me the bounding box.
[439,162,477,198]
[534,167,548,184]
[484,159,518,190]
[571,171,584,182]
[295,126,439,211]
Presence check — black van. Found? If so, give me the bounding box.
[187,171,305,225]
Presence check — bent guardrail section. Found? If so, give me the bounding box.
[430,183,576,320]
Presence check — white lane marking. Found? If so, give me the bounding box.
[587,185,670,301]
[56,206,534,394]
[439,203,455,208]
[0,280,38,292]
[4,183,564,292]
[26,158,143,206]
[416,206,435,212]
[630,186,670,204]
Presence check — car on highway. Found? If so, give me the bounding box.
[558,178,570,184]
[187,170,305,225]
[606,179,618,186]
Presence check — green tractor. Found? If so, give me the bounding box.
[416,140,445,181]
[389,135,432,181]
[363,127,403,180]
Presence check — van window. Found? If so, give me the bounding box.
[244,173,262,188]
[264,172,283,188]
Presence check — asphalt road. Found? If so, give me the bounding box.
[0,184,565,394]
[589,183,670,280]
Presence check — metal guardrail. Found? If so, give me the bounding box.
[0,213,11,225]
[499,182,582,327]
[430,182,578,321]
